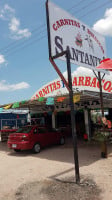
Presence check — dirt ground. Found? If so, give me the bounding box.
[0,139,112,200]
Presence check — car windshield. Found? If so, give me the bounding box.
[16,127,32,133]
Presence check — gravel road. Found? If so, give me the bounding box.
[0,139,112,200]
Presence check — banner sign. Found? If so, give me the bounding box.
[31,74,112,100]
[46,1,106,69]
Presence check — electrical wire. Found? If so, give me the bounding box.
[0,0,111,57]
[0,0,99,55]
[67,0,88,11]
[79,0,112,19]
[6,34,46,57]
[0,24,46,53]
[71,0,99,15]
[2,28,46,55]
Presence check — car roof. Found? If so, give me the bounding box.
[22,125,46,128]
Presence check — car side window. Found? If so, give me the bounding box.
[48,128,57,133]
[34,128,38,134]
[38,128,47,134]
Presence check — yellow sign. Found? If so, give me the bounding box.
[3,104,12,109]
[73,95,80,103]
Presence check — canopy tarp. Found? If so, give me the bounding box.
[96,58,112,71]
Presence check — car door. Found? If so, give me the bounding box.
[48,128,59,144]
[37,127,49,147]
[30,127,38,148]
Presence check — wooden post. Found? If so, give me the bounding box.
[98,72,107,158]
[46,0,80,182]
[66,50,80,183]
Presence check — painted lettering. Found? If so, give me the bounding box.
[55,36,63,54]
[78,76,84,86]
[85,77,91,86]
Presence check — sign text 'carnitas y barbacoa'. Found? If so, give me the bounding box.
[48,1,106,69]
[32,75,112,100]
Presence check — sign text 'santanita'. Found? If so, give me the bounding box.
[55,36,101,67]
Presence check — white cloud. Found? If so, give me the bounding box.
[72,66,112,80]
[9,17,31,40]
[0,4,31,40]
[0,54,5,64]
[93,8,112,36]
[62,67,94,79]
[0,4,15,20]
[0,54,7,66]
[10,82,30,90]
[4,4,15,14]
[72,66,94,76]
[0,80,30,91]
[63,66,111,78]
[9,17,19,31]
[63,71,68,78]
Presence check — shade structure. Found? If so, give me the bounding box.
[96,58,112,71]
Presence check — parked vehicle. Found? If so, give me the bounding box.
[1,129,17,142]
[7,125,65,153]
[59,126,72,137]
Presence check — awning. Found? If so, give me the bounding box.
[1,91,112,113]
[96,58,112,71]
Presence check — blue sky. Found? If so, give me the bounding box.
[0,0,112,105]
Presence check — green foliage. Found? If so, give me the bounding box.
[94,131,110,142]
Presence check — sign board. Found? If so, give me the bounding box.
[46,1,106,69]
[31,73,112,99]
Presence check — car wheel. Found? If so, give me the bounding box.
[14,149,21,152]
[60,137,65,145]
[33,143,41,153]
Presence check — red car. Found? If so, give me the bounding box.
[7,125,65,153]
